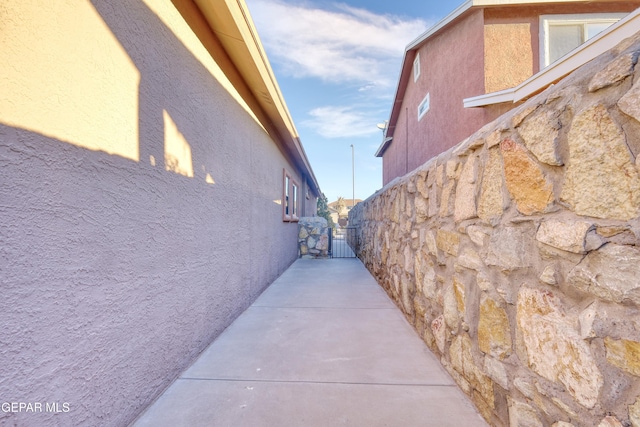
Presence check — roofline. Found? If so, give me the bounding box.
[375,0,627,158]
[192,0,321,196]
[463,6,640,108]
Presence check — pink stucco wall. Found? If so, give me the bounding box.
[0,1,309,425]
[383,10,486,185]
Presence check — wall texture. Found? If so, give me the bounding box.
[350,32,640,427]
[0,0,305,425]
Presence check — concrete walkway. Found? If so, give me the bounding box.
[133,259,488,427]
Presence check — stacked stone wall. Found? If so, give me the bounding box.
[349,33,640,427]
[298,217,329,258]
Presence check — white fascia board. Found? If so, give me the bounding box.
[407,1,473,50]
[464,7,640,108]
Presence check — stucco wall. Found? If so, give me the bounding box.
[382,10,486,186]
[0,1,304,425]
[351,32,640,426]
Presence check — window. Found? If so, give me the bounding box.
[282,169,299,222]
[541,13,625,67]
[413,53,421,82]
[418,92,430,120]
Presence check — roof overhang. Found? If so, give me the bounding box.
[191,0,321,196]
[463,6,640,108]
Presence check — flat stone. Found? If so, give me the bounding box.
[439,180,455,217]
[630,396,640,427]
[552,423,576,427]
[579,302,599,339]
[484,356,508,389]
[513,378,536,400]
[588,52,636,92]
[299,228,309,239]
[307,236,317,249]
[454,276,466,316]
[598,416,624,427]
[478,147,506,221]
[424,230,438,257]
[446,160,460,179]
[502,138,554,215]
[428,180,439,217]
[508,398,543,427]
[457,247,483,271]
[431,315,446,354]
[467,225,490,247]
[605,337,640,377]
[517,107,563,166]
[567,244,640,306]
[443,283,460,329]
[486,227,533,270]
[436,230,460,257]
[454,155,478,222]
[619,77,640,123]
[316,234,328,251]
[561,104,640,220]
[450,334,494,408]
[478,295,512,359]
[517,287,603,408]
[512,105,538,128]
[535,220,593,254]
[415,196,428,223]
[539,265,558,286]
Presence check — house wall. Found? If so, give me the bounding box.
[351,32,640,427]
[382,10,486,185]
[382,2,640,186]
[0,0,307,425]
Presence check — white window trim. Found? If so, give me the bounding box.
[418,92,430,121]
[413,53,421,82]
[540,13,626,68]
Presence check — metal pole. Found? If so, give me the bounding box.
[351,144,355,210]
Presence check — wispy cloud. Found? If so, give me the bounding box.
[303,106,384,138]
[247,0,428,89]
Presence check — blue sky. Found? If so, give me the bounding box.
[245,0,465,203]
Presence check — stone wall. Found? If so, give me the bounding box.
[349,33,640,427]
[299,217,329,258]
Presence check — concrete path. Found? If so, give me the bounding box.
[133,259,488,427]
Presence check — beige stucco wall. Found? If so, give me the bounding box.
[0,0,307,425]
[351,32,640,427]
[484,23,533,93]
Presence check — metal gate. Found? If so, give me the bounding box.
[328,227,358,258]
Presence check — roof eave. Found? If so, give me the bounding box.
[192,0,321,196]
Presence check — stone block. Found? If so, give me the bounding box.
[598,416,624,427]
[605,337,640,377]
[561,104,640,220]
[456,247,483,271]
[478,147,506,221]
[588,52,636,92]
[517,287,603,408]
[484,356,509,389]
[502,138,554,215]
[436,230,460,256]
[486,227,533,270]
[517,107,563,166]
[535,220,593,254]
[508,398,543,427]
[454,155,478,222]
[432,315,446,354]
[630,396,640,427]
[567,244,640,306]
[539,265,558,286]
[619,77,640,123]
[479,295,512,359]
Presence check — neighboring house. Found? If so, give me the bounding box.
[0,1,319,426]
[328,198,363,226]
[376,0,640,185]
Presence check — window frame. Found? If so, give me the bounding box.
[282,169,300,222]
[417,92,430,121]
[540,13,626,68]
[413,53,421,82]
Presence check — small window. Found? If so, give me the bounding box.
[413,53,421,82]
[418,92,430,120]
[541,13,625,67]
[282,169,299,222]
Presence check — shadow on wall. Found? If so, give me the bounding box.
[0,1,299,426]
